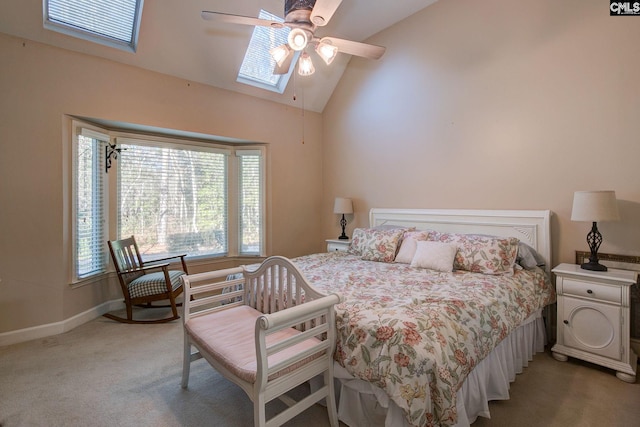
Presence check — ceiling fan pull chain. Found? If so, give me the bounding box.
[293,71,297,101]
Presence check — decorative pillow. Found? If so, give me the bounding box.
[410,241,457,272]
[348,227,411,257]
[517,242,546,270]
[347,228,366,256]
[395,230,433,264]
[348,228,405,263]
[430,232,520,275]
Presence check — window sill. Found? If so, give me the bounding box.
[69,271,114,289]
[68,256,266,289]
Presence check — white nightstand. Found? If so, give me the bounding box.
[326,239,350,253]
[551,263,638,383]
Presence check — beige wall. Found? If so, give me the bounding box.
[0,33,323,333]
[322,0,640,266]
[2,0,640,339]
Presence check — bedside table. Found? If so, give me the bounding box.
[551,263,638,383]
[326,239,350,253]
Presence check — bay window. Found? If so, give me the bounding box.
[71,120,266,282]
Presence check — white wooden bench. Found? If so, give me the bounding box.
[181,256,343,427]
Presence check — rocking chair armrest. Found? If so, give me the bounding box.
[144,254,189,274]
[141,262,171,271]
[144,254,188,266]
[120,263,170,275]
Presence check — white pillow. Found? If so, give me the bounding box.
[395,231,431,264]
[410,241,457,272]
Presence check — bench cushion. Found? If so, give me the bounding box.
[185,305,322,384]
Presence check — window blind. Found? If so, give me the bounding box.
[237,150,263,255]
[45,0,142,50]
[71,120,267,281]
[238,10,290,88]
[75,129,108,278]
[117,141,229,259]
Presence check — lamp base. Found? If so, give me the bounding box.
[580,261,608,272]
[338,213,349,240]
[581,222,607,271]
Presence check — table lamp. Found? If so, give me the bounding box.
[571,190,620,271]
[333,197,353,240]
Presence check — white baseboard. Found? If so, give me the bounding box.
[0,299,124,347]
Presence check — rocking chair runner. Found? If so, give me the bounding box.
[106,236,188,324]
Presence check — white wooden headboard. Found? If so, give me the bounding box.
[369,208,553,275]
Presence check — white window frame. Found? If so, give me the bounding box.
[71,122,110,283]
[236,148,266,256]
[69,119,267,285]
[114,135,233,259]
[43,0,144,52]
[236,9,296,94]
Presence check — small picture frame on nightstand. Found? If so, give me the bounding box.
[575,251,640,269]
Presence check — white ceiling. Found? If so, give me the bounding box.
[0,0,438,112]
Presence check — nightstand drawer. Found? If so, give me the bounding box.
[562,278,621,304]
[327,242,349,252]
[326,239,350,252]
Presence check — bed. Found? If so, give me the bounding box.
[296,208,556,427]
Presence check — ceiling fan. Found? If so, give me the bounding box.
[201,0,386,76]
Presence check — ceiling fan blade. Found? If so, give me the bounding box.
[321,37,386,60]
[201,11,285,28]
[310,0,343,26]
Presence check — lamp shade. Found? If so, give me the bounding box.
[571,190,620,222]
[269,44,292,67]
[297,52,315,76]
[333,198,353,214]
[316,41,338,65]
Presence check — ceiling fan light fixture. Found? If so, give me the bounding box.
[288,28,309,51]
[269,44,292,67]
[298,52,315,76]
[316,41,338,65]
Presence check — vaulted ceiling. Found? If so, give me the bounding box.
[0,0,438,112]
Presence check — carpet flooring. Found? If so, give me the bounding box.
[1,306,640,427]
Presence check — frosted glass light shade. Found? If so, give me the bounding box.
[316,41,338,65]
[571,191,620,222]
[298,52,315,76]
[269,44,291,67]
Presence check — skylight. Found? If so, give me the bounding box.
[237,10,296,94]
[44,0,144,52]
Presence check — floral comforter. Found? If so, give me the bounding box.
[290,252,556,427]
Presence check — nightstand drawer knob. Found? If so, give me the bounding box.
[563,320,569,325]
[587,289,593,294]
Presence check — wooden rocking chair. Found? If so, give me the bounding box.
[105,236,188,324]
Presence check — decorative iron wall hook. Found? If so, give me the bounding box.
[105,141,125,173]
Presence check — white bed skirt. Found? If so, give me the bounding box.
[331,310,547,427]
